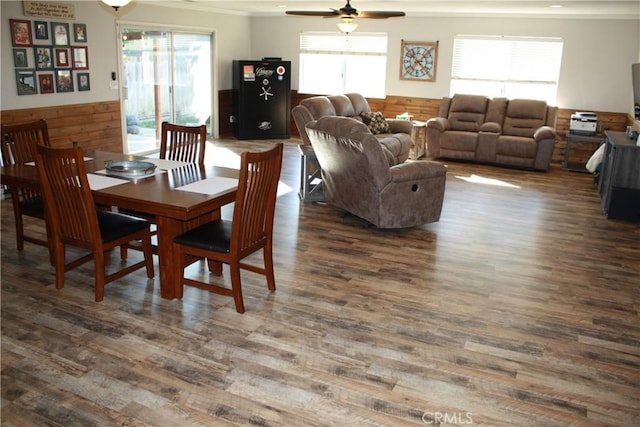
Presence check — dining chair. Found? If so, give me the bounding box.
[160,121,207,164]
[120,121,208,259]
[1,119,51,252]
[34,144,155,302]
[174,143,284,313]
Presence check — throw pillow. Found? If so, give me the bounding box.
[360,111,390,135]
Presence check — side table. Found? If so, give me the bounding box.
[298,144,324,203]
[563,132,605,173]
[409,121,426,160]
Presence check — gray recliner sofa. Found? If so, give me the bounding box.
[292,93,411,165]
[305,116,447,228]
[426,94,558,171]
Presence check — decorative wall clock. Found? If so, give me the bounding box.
[400,40,438,82]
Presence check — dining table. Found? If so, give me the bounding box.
[0,149,239,300]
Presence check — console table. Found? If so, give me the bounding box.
[563,132,605,172]
[598,131,640,221]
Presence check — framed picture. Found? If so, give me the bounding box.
[39,73,55,94]
[34,46,53,70]
[34,21,49,40]
[73,23,87,42]
[10,19,33,47]
[55,48,69,67]
[16,70,37,95]
[71,46,89,70]
[13,48,28,67]
[77,72,90,91]
[55,69,74,93]
[51,22,70,46]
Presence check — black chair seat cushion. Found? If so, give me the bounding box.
[19,197,45,216]
[174,219,232,253]
[97,211,150,243]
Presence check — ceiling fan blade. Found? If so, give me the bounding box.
[285,10,339,17]
[357,11,406,19]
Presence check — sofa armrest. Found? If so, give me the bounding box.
[426,117,450,132]
[292,105,315,145]
[533,126,557,142]
[386,119,413,134]
[389,160,447,182]
[480,121,501,133]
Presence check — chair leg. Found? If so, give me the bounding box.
[12,204,24,251]
[142,231,154,279]
[229,262,245,314]
[94,251,106,302]
[264,242,276,292]
[120,245,128,260]
[53,242,65,290]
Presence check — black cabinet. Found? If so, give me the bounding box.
[598,131,640,221]
[232,60,291,140]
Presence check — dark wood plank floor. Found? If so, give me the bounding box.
[2,139,639,426]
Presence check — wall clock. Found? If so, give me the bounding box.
[400,40,438,82]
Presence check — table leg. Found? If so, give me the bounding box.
[156,210,222,300]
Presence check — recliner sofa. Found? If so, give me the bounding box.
[306,116,446,228]
[426,94,558,171]
[292,93,411,165]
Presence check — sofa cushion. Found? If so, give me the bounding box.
[502,99,547,137]
[300,96,337,119]
[346,93,371,115]
[329,95,357,117]
[360,111,390,135]
[448,95,489,132]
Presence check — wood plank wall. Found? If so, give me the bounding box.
[1,94,633,165]
[1,101,123,152]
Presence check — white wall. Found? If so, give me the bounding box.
[251,15,640,114]
[1,1,251,111]
[2,1,639,115]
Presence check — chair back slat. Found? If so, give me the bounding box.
[35,145,99,250]
[1,119,50,165]
[232,144,283,256]
[160,121,207,165]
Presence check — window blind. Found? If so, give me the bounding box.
[450,35,563,103]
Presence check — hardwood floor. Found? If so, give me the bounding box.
[2,139,639,426]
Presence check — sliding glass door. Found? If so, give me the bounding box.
[120,26,212,154]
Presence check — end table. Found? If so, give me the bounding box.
[563,132,605,173]
[298,144,324,203]
[410,121,426,160]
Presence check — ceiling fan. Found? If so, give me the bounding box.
[285,1,406,33]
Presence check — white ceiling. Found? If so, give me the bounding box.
[142,1,640,20]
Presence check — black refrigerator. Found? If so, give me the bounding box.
[232,59,291,140]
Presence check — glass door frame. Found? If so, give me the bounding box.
[115,21,218,155]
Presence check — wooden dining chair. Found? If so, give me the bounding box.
[160,121,207,164]
[1,119,51,252]
[34,144,155,302]
[120,121,208,259]
[174,143,284,313]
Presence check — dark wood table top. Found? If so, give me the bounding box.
[1,149,239,221]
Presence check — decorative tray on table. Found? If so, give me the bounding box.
[104,160,157,179]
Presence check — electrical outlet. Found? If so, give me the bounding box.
[230,115,236,123]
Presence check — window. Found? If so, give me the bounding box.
[451,35,563,104]
[299,32,388,98]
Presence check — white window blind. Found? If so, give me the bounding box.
[450,35,563,104]
[299,32,388,98]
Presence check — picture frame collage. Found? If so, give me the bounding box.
[10,18,90,96]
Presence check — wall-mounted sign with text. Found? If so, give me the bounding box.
[23,1,76,20]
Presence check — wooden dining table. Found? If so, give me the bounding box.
[0,149,239,300]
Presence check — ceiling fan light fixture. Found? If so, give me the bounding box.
[101,0,131,11]
[338,18,358,34]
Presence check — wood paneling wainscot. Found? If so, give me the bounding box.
[1,101,124,152]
